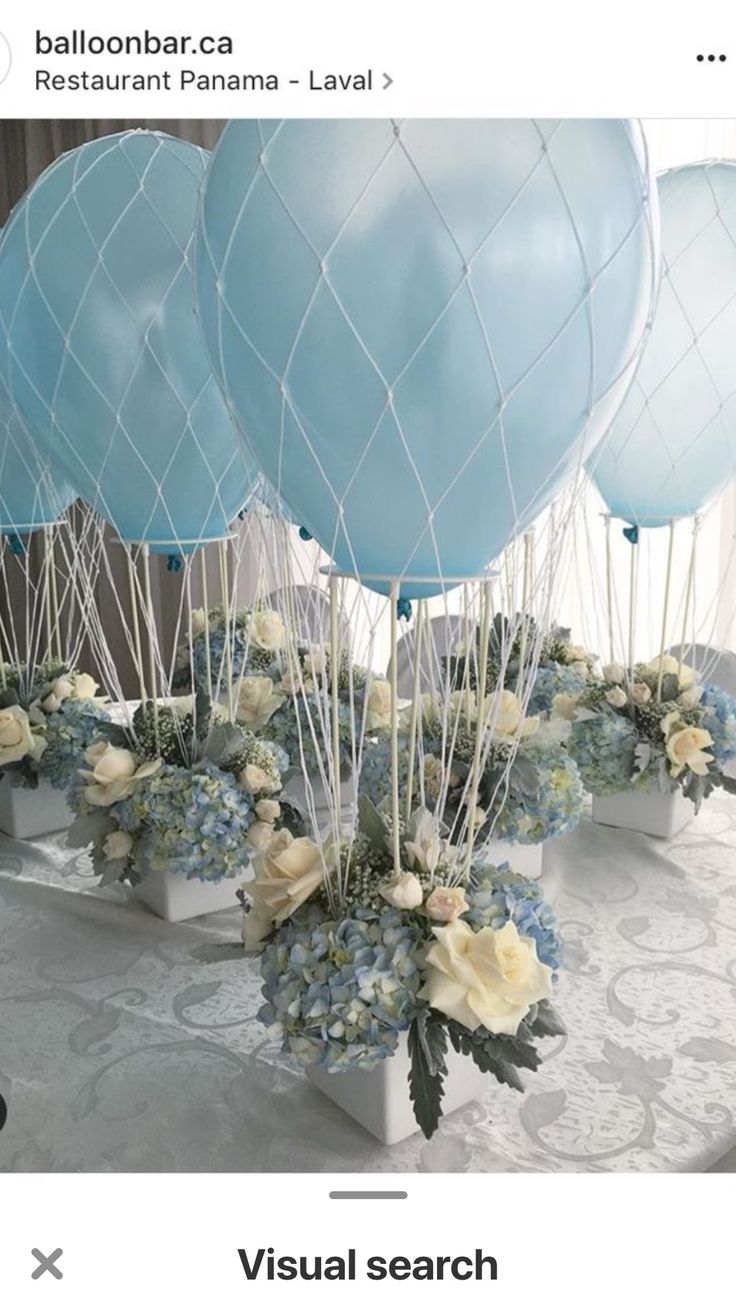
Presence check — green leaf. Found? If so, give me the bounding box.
[92,720,133,749]
[357,793,389,852]
[415,1009,448,1078]
[66,812,114,850]
[194,684,212,744]
[0,688,20,709]
[207,723,249,766]
[527,999,567,1039]
[408,1015,446,1139]
[447,1021,540,1093]
[661,673,680,702]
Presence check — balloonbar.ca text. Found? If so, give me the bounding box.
[36,30,234,56]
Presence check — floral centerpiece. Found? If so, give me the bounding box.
[174,604,290,687]
[67,690,303,888]
[566,655,736,809]
[445,613,597,716]
[361,688,584,849]
[243,797,565,1139]
[0,661,109,792]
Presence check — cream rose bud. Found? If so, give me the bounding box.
[247,821,278,852]
[602,662,625,684]
[81,741,160,806]
[605,686,628,708]
[255,798,281,823]
[680,686,703,710]
[365,678,393,731]
[630,682,651,705]
[190,608,207,638]
[103,829,133,861]
[425,885,468,922]
[552,692,579,722]
[240,763,277,795]
[42,676,74,713]
[646,653,696,689]
[565,644,588,663]
[71,672,103,701]
[0,705,35,766]
[250,608,286,651]
[380,872,424,911]
[420,918,553,1035]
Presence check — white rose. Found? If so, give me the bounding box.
[103,829,133,861]
[552,693,579,722]
[240,762,278,795]
[483,689,539,740]
[303,645,327,678]
[404,809,442,874]
[243,831,325,948]
[646,654,696,689]
[235,676,285,731]
[630,682,651,705]
[605,686,628,709]
[41,676,74,713]
[420,918,553,1035]
[602,662,625,684]
[190,608,207,638]
[661,712,714,779]
[250,608,286,652]
[365,679,394,731]
[380,871,424,910]
[425,885,468,923]
[570,661,589,677]
[255,798,281,823]
[71,672,105,703]
[564,644,588,664]
[247,821,279,853]
[80,741,161,807]
[0,704,36,766]
[680,686,703,710]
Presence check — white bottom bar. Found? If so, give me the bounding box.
[0,775,73,839]
[592,787,692,839]
[307,1031,489,1145]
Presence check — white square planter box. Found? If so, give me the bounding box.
[485,838,543,880]
[592,787,692,839]
[0,775,73,840]
[307,1032,489,1145]
[135,865,242,923]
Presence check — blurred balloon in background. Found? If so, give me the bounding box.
[591,160,736,528]
[0,130,256,552]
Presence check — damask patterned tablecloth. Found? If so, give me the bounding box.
[1,798,735,1173]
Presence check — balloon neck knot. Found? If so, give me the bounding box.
[167,554,183,573]
[8,534,26,556]
[298,526,313,542]
[622,525,639,546]
[238,508,248,521]
[397,598,413,622]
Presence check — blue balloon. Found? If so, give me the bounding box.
[196,120,658,597]
[0,365,75,533]
[592,161,736,528]
[0,130,256,551]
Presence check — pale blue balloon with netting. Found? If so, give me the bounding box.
[196,119,658,597]
[0,130,256,551]
[591,160,736,528]
[0,358,76,534]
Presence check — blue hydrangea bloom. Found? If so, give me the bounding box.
[258,904,424,1071]
[114,761,254,882]
[528,663,589,716]
[36,700,110,791]
[568,712,638,796]
[466,869,563,972]
[490,747,584,844]
[700,683,736,765]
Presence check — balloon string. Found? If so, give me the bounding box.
[405,599,425,822]
[218,538,234,722]
[389,581,401,876]
[329,572,342,886]
[604,514,615,664]
[515,531,534,694]
[627,538,638,680]
[141,544,160,747]
[42,525,54,665]
[464,578,493,882]
[656,520,677,701]
[677,518,699,685]
[126,549,148,707]
[200,550,212,702]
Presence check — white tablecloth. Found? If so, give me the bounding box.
[1,798,735,1173]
